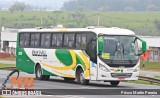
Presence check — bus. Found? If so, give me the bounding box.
[16,27,146,86]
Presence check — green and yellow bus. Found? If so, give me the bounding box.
[16,27,146,86]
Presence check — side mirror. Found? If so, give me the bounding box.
[136,36,147,56]
[97,36,104,55]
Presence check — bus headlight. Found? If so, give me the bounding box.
[99,63,110,72]
[133,67,139,72]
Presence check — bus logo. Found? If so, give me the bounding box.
[11,76,34,89]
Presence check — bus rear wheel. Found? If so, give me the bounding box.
[76,69,89,85]
[35,65,50,80]
[110,81,120,86]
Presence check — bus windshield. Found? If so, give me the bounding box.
[100,35,139,61]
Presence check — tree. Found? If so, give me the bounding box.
[155,19,160,30]
[9,1,26,12]
[98,6,108,12]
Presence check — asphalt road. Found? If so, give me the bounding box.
[0,70,160,98]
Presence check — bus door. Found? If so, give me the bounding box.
[88,38,98,80]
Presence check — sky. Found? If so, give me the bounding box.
[0,0,69,10]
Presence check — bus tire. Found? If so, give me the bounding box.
[35,65,45,80]
[110,81,120,86]
[63,77,75,82]
[77,69,89,85]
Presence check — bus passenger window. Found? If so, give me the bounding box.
[68,34,75,48]
[31,34,40,47]
[51,34,57,47]
[81,34,86,49]
[41,34,51,47]
[76,34,81,49]
[34,34,40,47]
[63,34,69,47]
[56,34,63,47]
[20,33,30,47]
[76,34,86,49]
[20,34,24,47]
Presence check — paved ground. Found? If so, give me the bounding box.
[140,71,160,77]
[0,70,159,98]
[0,60,159,98]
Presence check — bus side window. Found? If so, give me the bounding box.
[20,33,30,47]
[63,34,69,47]
[81,34,86,49]
[64,33,75,48]
[76,34,86,49]
[51,34,57,47]
[68,34,75,48]
[41,33,51,47]
[20,34,24,47]
[25,34,30,47]
[30,33,40,47]
[56,34,63,47]
[76,34,81,49]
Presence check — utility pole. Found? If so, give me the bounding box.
[40,18,43,27]
[97,13,100,27]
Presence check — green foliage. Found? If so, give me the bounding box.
[140,62,160,72]
[9,1,26,12]
[155,76,160,79]
[0,63,15,68]
[62,0,160,12]
[128,80,160,86]
[0,11,160,35]
[155,19,160,30]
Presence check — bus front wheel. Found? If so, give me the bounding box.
[77,69,89,85]
[35,65,50,80]
[110,81,120,86]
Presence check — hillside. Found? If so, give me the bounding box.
[62,0,160,12]
[0,11,160,36]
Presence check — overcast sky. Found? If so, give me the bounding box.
[0,0,69,10]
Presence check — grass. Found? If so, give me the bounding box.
[128,80,160,86]
[0,11,160,35]
[0,57,16,61]
[155,76,160,79]
[140,62,160,72]
[0,63,15,68]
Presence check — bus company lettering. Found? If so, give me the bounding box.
[32,50,47,57]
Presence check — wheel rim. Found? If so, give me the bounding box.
[37,68,41,78]
[80,72,84,83]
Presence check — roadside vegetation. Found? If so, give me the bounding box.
[140,62,160,72]
[0,63,15,69]
[155,76,160,79]
[127,80,160,86]
[0,57,16,61]
[1,11,160,36]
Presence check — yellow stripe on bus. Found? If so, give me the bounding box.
[59,29,68,32]
[79,52,90,78]
[52,69,75,78]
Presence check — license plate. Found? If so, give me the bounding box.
[118,78,125,80]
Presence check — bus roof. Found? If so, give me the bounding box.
[19,27,135,36]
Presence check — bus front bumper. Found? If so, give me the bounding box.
[97,72,139,81]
